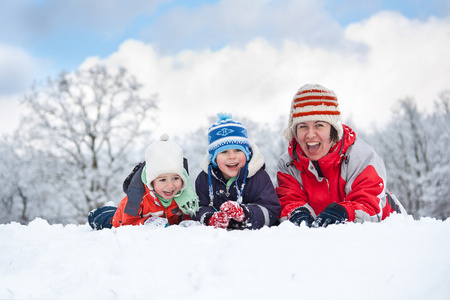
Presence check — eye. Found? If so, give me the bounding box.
[172,176,181,181]
[315,122,327,128]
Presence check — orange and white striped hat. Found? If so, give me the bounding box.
[282,84,343,141]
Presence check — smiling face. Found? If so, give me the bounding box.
[151,173,183,200]
[216,149,247,180]
[296,121,333,161]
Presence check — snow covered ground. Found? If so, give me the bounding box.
[1,214,449,300]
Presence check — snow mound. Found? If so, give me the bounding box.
[1,215,449,300]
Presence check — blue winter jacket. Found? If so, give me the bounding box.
[193,142,280,229]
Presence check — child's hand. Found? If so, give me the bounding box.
[220,201,246,222]
[208,211,229,229]
[179,220,202,227]
[144,216,169,228]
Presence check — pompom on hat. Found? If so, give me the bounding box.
[282,84,344,142]
[144,134,186,191]
[208,113,251,166]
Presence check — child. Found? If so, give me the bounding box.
[192,113,280,230]
[88,134,199,230]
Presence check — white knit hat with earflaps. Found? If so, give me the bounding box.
[144,134,186,191]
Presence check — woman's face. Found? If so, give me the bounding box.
[296,121,333,161]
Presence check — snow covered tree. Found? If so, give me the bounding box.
[237,115,287,182]
[367,93,450,219]
[0,133,59,223]
[425,91,450,218]
[0,137,28,223]
[16,65,158,223]
[177,123,210,182]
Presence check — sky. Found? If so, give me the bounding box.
[1,215,450,299]
[1,0,450,137]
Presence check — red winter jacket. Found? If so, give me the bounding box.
[112,185,189,227]
[276,125,399,223]
[112,163,189,227]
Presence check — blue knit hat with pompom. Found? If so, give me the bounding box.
[208,113,251,166]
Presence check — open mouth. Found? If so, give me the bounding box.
[163,190,175,196]
[226,163,239,168]
[307,142,320,152]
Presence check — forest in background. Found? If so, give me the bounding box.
[1,65,449,224]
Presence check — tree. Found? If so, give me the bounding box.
[426,90,450,218]
[0,133,58,224]
[16,65,158,223]
[238,115,287,182]
[367,93,450,219]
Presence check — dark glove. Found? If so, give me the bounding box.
[289,206,314,227]
[228,204,252,230]
[312,203,348,228]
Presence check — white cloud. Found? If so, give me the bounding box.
[0,45,48,135]
[145,0,366,54]
[0,45,42,95]
[80,11,450,138]
[341,12,450,127]
[3,5,447,137]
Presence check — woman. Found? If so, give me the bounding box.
[276,84,406,227]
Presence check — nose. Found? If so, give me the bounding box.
[228,150,237,159]
[166,179,175,189]
[305,127,316,138]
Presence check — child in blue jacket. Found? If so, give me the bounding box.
[193,113,280,230]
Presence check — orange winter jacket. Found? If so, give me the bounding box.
[111,162,190,227]
[112,185,189,227]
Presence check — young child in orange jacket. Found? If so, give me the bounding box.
[88,134,199,229]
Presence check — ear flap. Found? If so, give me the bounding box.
[183,157,189,175]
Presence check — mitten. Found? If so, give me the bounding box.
[144,216,169,228]
[178,220,202,227]
[220,201,246,222]
[289,206,314,227]
[208,211,229,229]
[312,203,348,228]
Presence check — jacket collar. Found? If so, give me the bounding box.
[289,124,356,178]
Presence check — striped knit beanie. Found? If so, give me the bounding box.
[282,84,343,142]
[208,113,251,167]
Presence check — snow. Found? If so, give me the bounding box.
[1,215,449,300]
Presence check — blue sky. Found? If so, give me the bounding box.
[1,0,450,135]
[1,0,448,79]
